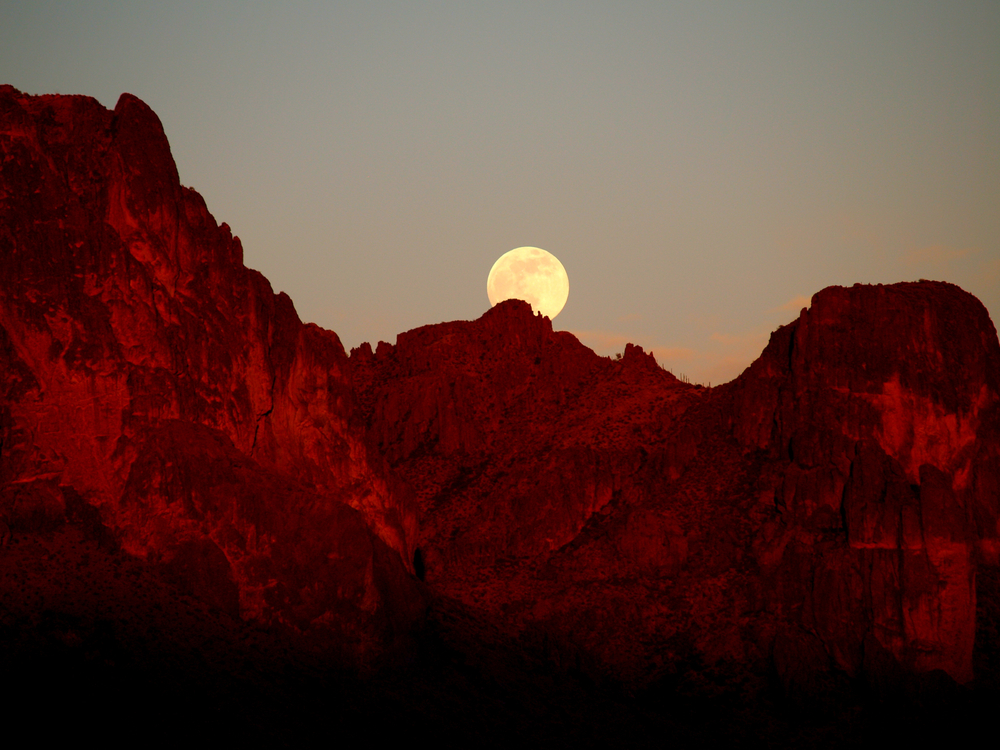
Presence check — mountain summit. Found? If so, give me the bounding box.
[2,86,998,742]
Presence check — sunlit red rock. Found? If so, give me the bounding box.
[730,282,1000,682]
[352,283,999,687]
[2,85,998,715]
[0,86,421,661]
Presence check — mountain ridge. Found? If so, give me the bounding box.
[2,85,998,742]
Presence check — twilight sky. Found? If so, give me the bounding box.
[3,1,998,384]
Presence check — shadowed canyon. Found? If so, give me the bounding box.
[2,86,998,746]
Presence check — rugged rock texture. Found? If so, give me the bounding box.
[0,86,421,661]
[731,283,1000,685]
[2,88,998,738]
[352,284,1000,689]
[352,303,692,571]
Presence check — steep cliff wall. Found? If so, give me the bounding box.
[729,282,1000,683]
[0,86,421,657]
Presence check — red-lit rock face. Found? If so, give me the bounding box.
[3,87,998,689]
[730,282,1000,682]
[0,87,421,660]
[353,286,999,685]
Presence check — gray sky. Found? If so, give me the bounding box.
[3,1,998,384]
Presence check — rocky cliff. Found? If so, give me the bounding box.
[2,87,998,739]
[0,86,421,661]
[351,283,999,688]
[731,282,1000,685]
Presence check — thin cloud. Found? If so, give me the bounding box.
[769,295,811,313]
[569,329,632,351]
[570,329,696,364]
[699,355,757,387]
[648,346,697,362]
[698,327,772,384]
[710,332,742,346]
[983,257,1000,284]
[710,330,769,347]
[656,328,768,386]
[904,245,978,266]
[570,326,774,387]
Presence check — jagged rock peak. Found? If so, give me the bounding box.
[1,88,422,661]
[111,92,180,190]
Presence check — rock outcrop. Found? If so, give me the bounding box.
[730,282,1000,684]
[0,86,421,661]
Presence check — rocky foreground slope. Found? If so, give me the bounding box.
[2,86,998,741]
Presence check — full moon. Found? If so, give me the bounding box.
[486,247,570,320]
